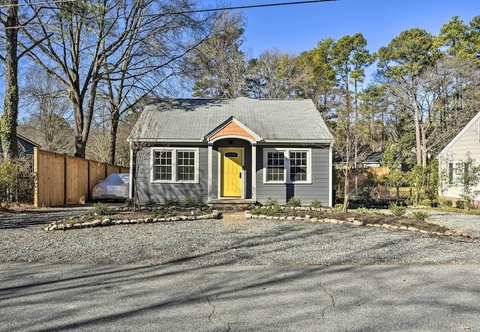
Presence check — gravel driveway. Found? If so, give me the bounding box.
[1,207,480,266]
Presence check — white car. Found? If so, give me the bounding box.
[92,173,130,201]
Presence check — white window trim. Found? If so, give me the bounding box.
[151,147,199,184]
[449,160,464,187]
[263,148,312,184]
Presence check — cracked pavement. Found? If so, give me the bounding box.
[1,264,479,331]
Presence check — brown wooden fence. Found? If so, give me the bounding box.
[34,148,129,207]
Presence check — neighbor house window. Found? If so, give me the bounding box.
[448,161,464,186]
[152,148,198,183]
[264,148,311,183]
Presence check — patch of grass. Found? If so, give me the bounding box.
[92,202,110,216]
[389,203,407,216]
[356,207,381,214]
[412,211,429,221]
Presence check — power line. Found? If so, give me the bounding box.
[0,0,77,9]
[0,0,337,30]
[152,0,337,15]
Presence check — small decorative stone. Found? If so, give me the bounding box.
[310,218,318,222]
[294,217,303,220]
[400,226,407,230]
[407,227,418,232]
[266,216,273,220]
[346,217,355,222]
[382,224,390,229]
[419,230,428,234]
[245,213,252,219]
[305,215,310,221]
[286,216,294,220]
[353,221,363,226]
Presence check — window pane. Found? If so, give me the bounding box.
[154,150,172,181]
[289,151,308,182]
[177,151,195,181]
[266,151,284,181]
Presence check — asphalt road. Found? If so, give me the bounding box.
[1,263,479,331]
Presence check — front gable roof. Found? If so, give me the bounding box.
[205,117,261,143]
[129,97,334,143]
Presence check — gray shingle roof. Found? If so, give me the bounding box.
[129,97,334,143]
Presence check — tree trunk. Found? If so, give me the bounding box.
[0,0,19,160]
[108,110,120,164]
[413,95,422,165]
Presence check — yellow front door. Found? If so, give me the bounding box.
[221,149,242,197]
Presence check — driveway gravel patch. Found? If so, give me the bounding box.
[1,212,479,265]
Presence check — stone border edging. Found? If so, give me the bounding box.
[245,213,470,238]
[44,210,220,231]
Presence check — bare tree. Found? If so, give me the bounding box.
[97,0,216,164]
[185,10,248,98]
[246,48,299,99]
[19,69,73,153]
[22,0,215,159]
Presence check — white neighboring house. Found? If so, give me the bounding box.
[437,111,480,204]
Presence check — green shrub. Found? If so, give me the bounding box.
[145,198,159,206]
[124,198,133,207]
[412,211,429,220]
[456,200,466,209]
[389,203,407,216]
[265,197,278,206]
[0,159,34,204]
[164,198,179,207]
[182,196,197,208]
[441,199,453,207]
[420,199,431,206]
[330,204,343,213]
[92,202,110,215]
[310,199,322,208]
[287,196,302,207]
[249,207,264,215]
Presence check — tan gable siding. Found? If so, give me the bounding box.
[209,122,256,142]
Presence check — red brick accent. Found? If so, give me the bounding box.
[209,122,256,141]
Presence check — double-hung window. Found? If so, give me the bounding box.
[264,148,311,183]
[448,161,463,186]
[152,148,198,183]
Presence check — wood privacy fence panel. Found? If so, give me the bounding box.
[34,149,66,207]
[89,161,107,198]
[34,148,129,207]
[66,155,89,205]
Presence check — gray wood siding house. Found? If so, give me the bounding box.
[438,111,480,204]
[128,98,335,206]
